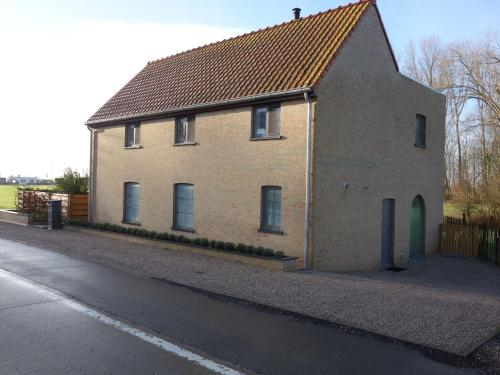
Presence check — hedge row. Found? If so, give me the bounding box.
[66,220,286,260]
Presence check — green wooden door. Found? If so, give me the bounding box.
[409,196,425,259]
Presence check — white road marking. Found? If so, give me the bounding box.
[0,268,245,375]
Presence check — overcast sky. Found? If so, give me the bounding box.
[0,0,498,178]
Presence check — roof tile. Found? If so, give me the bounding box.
[87,0,372,124]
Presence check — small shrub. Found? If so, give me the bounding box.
[245,245,255,254]
[149,231,158,239]
[182,236,192,244]
[210,240,217,248]
[263,248,274,257]
[177,235,186,243]
[235,243,246,253]
[216,241,225,250]
[225,242,235,251]
[254,246,265,256]
[274,250,285,259]
[170,234,178,242]
[199,238,209,247]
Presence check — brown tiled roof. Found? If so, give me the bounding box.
[87,0,389,125]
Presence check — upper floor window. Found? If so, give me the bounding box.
[260,186,282,233]
[173,183,194,231]
[124,182,140,224]
[415,114,426,147]
[125,123,140,147]
[175,116,195,144]
[252,104,281,139]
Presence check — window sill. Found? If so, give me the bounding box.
[173,142,197,146]
[122,221,141,226]
[171,226,195,233]
[258,228,283,235]
[414,144,427,149]
[250,135,282,141]
[123,145,143,149]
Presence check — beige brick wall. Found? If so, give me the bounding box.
[311,7,446,271]
[92,100,308,258]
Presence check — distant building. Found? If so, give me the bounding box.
[0,177,6,184]
[7,176,49,185]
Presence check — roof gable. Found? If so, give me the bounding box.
[87,0,383,125]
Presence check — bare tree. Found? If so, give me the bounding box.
[403,33,500,219]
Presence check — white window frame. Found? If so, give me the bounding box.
[123,182,140,224]
[260,186,282,233]
[251,104,281,139]
[173,183,195,232]
[125,123,140,148]
[175,116,196,145]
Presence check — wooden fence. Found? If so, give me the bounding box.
[67,194,88,221]
[17,190,88,221]
[440,219,500,266]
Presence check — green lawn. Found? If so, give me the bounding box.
[443,201,487,218]
[0,185,17,209]
[443,201,462,218]
[0,185,55,210]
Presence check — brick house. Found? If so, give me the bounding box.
[86,0,445,271]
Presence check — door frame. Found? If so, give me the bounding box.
[380,198,395,270]
[409,195,426,260]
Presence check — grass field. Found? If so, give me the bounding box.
[443,201,462,218]
[0,185,54,209]
[0,185,16,209]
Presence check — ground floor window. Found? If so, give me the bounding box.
[174,183,194,231]
[124,182,140,223]
[261,186,281,232]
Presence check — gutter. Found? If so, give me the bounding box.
[86,88,312,127]
[303,91,313,268]
[86,125,93,223]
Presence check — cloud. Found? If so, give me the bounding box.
[0,20,246,178]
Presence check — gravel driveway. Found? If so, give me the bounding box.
[0,221,498,357]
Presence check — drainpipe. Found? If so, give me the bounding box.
[86,125,93,224]
[303,91,313,268]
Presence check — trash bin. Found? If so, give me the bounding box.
[47,200,62,229]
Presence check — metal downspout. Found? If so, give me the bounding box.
[304,91,313,268]
[86,125,93,223]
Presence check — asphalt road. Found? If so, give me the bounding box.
[0,236,477,375]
